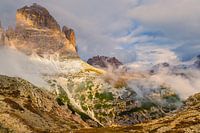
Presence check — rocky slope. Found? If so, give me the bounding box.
[87,55,123,69]
[1,3,78,58]
[44,58,182,127]
[76,92,200,133]
[0,75,88,133]
[0,73,199,132]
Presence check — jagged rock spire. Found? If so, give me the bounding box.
[62,26,76,47]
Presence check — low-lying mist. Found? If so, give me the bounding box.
[0,45,199,101]
[0,46,59,88]
[102,60,200,100]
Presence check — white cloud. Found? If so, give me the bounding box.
[0,0,199,63]
[0,46,49,87]
[127,44,179,70]
[0,0,140,62]
[130,0,200,40]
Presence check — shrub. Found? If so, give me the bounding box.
[95,91,114,101]
[56,94,69,106]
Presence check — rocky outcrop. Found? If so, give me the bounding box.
[0,75,88,132]
[62,26,76,47]
[87,55,123,69]
[3,3,78,58]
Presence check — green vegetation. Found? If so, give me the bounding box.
[77,80,94,92]
[119,101,157,116]
[86,81,94,89]
[88,93,93,100]
[56,93,69,106]
[163,94,181,103]
[94,104,102,109]
[80,95,85,101]
[79,112,91,121]
[56,91,93,122]
[81,105,88,111]
[94,103,113,109]
[141,101,157,110]
[95,92,114,101]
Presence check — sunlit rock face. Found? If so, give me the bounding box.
[4,3,78,59]
[16,3,60,30]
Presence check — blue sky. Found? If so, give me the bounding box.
[0,0,200,63]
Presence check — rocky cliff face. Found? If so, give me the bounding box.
[3,3,78,59]
[87,55,123,69]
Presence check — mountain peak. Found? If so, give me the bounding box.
[16,3,60,31]
[2,3,78,58]
[87,55,123,69]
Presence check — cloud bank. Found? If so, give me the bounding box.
[0,0,199,63]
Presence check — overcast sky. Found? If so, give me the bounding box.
[0,0,200,63]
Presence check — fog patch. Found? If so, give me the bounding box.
[0,46,57,88]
